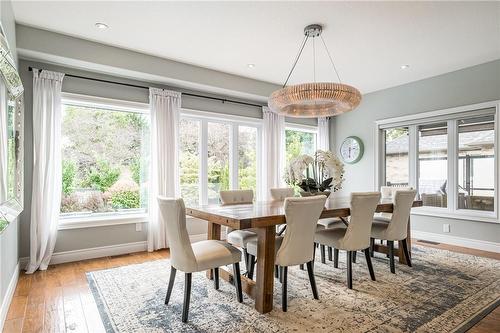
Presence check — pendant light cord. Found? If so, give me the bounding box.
[320,35,342,84]
[282,35,309,88]
[282,30,343,87]
[313,37,316,83]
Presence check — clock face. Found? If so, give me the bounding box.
[340,136,364,164]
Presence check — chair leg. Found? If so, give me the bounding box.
[306,261,319,299]
[243,248,249,272]
[275,265,279,279]
[320,245,326,264]
[165,266,177,305]
[299,264,304,270]
[247,255,255,280]
[352,251,357,263]
[233,262,243,303]
[370,238,375,257]
[333,248,339,268]
[364,248,376,281]
[401,238,412,267]
[346,251,353,289]
[182,273,192,323]
[213,267,219,290]
[281,266,288,312]
[312,243,317,269]
[388,241,395,274]
[328,247,333,261]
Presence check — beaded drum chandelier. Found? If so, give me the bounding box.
[268,24,362,118]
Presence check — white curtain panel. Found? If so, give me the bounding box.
[147,88,181,251]
[26,69,64,274]
[0,81,8,202]
[318,117,330,151]
[262,106,285,200]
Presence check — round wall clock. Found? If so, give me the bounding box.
[340,136,364,164]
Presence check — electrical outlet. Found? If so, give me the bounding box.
[443,224,450,233]
[136,223,142,232]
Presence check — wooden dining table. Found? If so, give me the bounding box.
[186,197,423,314]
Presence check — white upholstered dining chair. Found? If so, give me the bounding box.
[269,187,295,201]
[370,189,417,273]
[375,186,413,222]
[316,216,343,264]
[246,196,327,311]
[221,190,257,272]
[315,192,381,289]
[270,187,294,237]
[219,189,254,205]
[157,197,243,323]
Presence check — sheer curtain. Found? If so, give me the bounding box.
[26,69,64,273]
[0,81,7,202]
[262,106,285,200]
[147,88,181,251]
[318,117,330,151]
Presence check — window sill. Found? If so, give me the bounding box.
[58,213,148,230]
[411,208,498,224]
[58,214,205,230]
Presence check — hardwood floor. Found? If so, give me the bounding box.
[3,250,169,333]
[2,243,498,333]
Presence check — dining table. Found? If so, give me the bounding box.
[186,196,423,314]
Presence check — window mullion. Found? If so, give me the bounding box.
[200,120,208,205]
[447,119,457,212]
[409,125,418,190]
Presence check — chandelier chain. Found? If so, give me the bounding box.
[320,35,342,84]
[283,35,309,88]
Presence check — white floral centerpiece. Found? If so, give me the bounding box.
[284,150,345,196]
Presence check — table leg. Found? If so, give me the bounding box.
[255,226,275,314]
[206,222,221,279]
[399,216,411,264]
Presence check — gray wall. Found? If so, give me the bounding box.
[18,59,316,258]
[0,0,19,320]
[15,24,279,103]
[333,59,500,243]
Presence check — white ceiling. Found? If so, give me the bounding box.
[11,1,500,94]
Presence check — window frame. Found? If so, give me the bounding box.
[375,100,500,223]
[283,123,319,158]
[58,95,319,228]
[58,93,150,229]
[180,108,264,203]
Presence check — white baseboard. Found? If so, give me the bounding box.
[412,230,500,253]
[0,261,20,332]
[19,234,211,268]
[20,241,148,267]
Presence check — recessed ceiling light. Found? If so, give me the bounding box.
[400,64,410,70]
[247,63,255,69]
[95,22,109,30]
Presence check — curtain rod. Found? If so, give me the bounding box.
[28,66,264,108]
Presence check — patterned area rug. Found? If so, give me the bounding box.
[87,245,500,333]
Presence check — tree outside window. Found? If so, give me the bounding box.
[60,104,149,216]
[285,129,316,162]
